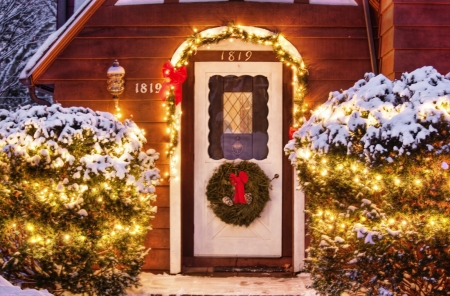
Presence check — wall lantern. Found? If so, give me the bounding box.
[107,60,125,118]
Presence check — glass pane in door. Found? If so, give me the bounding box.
[208,75,269,160]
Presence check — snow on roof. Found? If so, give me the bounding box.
[19,0,97,83]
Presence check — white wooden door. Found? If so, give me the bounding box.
[194,62,283,257]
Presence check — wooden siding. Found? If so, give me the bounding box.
[37,1,372,272]
[379,0,450,79]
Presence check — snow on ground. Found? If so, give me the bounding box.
[0,276,53,296]
[126,273,316,296]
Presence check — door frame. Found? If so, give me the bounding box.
[169,26,305,273]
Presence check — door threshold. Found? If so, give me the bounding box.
[182,266,295,277]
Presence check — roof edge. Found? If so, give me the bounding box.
[19,0,106,86]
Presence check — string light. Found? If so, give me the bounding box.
[163,22,308,170]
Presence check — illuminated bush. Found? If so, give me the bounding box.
[286,67,450,295]
[0,105,159,295]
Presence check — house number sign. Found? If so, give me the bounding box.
[135,83,162,94]
[221,51,253,61]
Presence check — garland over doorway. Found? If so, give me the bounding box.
[161,23,309,163]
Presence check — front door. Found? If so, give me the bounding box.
[194,62,283,257]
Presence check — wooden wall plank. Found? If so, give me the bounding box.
[154,186,170,207]
[306,59,371,81]
[78,26,368,39]
[41,58,371,82]
[394,26,450,49]
[50,67,371,117]
[58,37,369,60]
[290,38,370,59]
[305,80,360,108]
[152,207,170,229]
[53,80,166,102]
[394,3,450,26]
[59,37,184,59]
[40,58,168,81]
[145,229,170,249]
[142,249,170,270]
[87,3,365,27]
[57,99,167,122]
[393,49,450,75]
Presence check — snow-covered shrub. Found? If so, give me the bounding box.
[286,66,450,295]
[0,105,159,295]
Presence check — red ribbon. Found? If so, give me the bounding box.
[289,126,297,140]
[159,61,187,105]
[230,171,248,205]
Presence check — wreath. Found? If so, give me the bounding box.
[206,161,274,227]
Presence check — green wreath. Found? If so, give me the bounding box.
[206,161,272,227]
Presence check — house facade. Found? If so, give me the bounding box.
[19,0,450,274]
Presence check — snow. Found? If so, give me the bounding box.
[286,66,450,163]
[74,0,89,11]
[19,0,94,81]
[126,273,317,295]
[0,104,160,194]
[0,0,56,108]
[0,276,53,296]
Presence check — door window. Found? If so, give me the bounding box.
[208,75,269,160]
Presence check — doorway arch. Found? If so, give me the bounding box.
[168,24,307,274]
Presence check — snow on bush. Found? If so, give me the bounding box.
[0,105,160,295]
[0,275,53,295]
[286,66,450,162]
[286,66,450,295]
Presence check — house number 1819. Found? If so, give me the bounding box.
[135,83,162,94]
[221,51,253,61]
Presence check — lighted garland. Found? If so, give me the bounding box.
[0,105,159,295]
[285,67,450,295]
[206,161,272,227]
[163,23,308,158]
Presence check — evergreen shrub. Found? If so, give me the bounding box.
[0,105,159,295]
[285,66,450,295]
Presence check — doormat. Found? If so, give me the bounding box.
[213,266,286,273]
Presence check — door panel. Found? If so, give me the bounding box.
[194,62,283,257]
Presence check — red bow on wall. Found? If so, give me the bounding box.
[159,61,187,105]
[230,171,249,205]
[289,126,297,140]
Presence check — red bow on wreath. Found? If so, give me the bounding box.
[230,171,248,205]
[159,61,187,105]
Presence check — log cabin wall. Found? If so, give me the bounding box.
[36,0,372,272]
[379,0,450,80]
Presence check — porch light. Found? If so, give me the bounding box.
[107,60,125,118]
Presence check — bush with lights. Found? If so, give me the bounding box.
[0,105,160,295]
[285,66,450,295]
